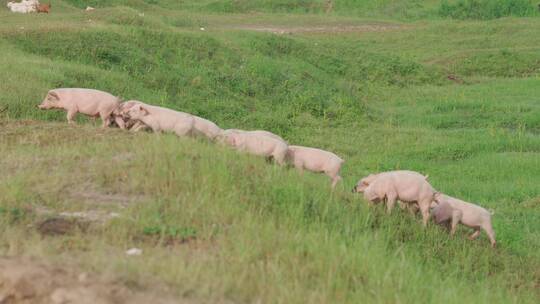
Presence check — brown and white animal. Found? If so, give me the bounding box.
[7,0,38,13]
[111,101,147,131]
[431,193,496,247]
[125,101,195,137]
[286,145,344,189]
[38,88,120,127]
[217,129,288,165]
[353,170,436,226]
[35,3,50,13]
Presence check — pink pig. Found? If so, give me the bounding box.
[38,88,120,128]
[125,101,195,137]
[217,129,288,165]
[353,170,436,226]
[286,145,344,189]
[431,193,496,247]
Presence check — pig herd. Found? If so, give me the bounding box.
[37,88,496,247]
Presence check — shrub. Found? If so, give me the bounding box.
[439,0,538,20]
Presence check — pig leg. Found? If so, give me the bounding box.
[468,229,481,240]
[385,192,397,214]
[114,116,126,130]
[174,122,192,137]
[330,175,341,189]
[66,108,78,125]
[408,203,419,215]
[450,210,463,236]
[131,121,147,132]
[293,160,304,175]
[100,112,113,128]
[419,200,431,227]
[482,222,496,248]
[442,220,451,231]
[397,201,407,210]
[325,165,341,189]
[273,149,287,166]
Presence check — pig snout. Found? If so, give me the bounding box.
[38,99,55,109]
[352,186,357,193]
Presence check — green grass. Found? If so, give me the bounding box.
[439,0,539,20]
[1,1,539,303]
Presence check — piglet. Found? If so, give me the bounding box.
[217,129,288,165]
[36,3,51,13]
[38,88,120,128]
[286,145,344,189]
[432,193,496,248]
[125,101,194,137]
[353,170,435,226]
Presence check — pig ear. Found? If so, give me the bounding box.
[139,106,149,115]
[49,91,59,100]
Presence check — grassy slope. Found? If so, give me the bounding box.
[1,1,540,303]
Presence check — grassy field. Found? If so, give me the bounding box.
[1,0,539,303]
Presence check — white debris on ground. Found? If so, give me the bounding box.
[126,248,143,256]
[59,211,120,221]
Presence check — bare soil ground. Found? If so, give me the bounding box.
[0,257,188,304]
[232,23,405,34]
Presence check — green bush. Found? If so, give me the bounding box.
[439,0,538,19]
[454,50,540,77]
[5,28,443,129]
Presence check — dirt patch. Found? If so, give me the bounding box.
[37,217,88,236]
[66,182,145,209]
[233,23,405,35]
[447,74,465,84]
[69,190,138,208]
[523,196,540,208]
[0,257,187,304]
[33,206,120,226]
[135,234,200,249]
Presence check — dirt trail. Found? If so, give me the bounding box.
[233,23,405,34]
[0,257,187,304]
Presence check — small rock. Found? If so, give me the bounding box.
[125,248,142,256]
[78,272,88,283]
[200,27,205,31]
[85,7,95,12]
[50,288,70,304]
